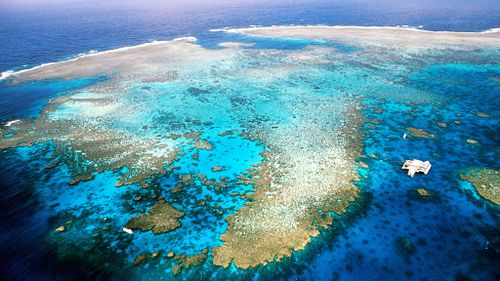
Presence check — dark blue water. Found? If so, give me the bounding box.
[0,76,107,122]
[1,0,500,73]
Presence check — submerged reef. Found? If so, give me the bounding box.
[396,237,416,257]
[408,187,441,203]
[460,169,500,205]
[406,127,435,139]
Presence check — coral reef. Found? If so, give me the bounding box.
[460,169,499,205]
[212,100,362,269]
[406,127,435,139]
[126,199,185,234]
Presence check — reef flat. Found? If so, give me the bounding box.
[229,26,500,51]
[461,168,500,205]
[0,26,499,279]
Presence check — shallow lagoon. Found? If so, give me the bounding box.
[0,27,499,280]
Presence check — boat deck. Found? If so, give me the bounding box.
[402,159,432,177]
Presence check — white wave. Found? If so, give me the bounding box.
[209,27,229,32]
[76,49,98,57]
[172,36,197,42]
[0,60,67,81]
[210,25,262,33]
[0,70,15,81]
[481,28,500,33]
[4,119,21,127]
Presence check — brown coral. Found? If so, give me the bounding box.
[125,199,184,234]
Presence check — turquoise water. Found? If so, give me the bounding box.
[0,30,499,281]
[197,31,359,53]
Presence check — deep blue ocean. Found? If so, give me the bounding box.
[0,1,499,281]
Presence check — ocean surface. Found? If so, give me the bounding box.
[0,1,499,281]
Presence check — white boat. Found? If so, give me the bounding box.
[402,159,432,177]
